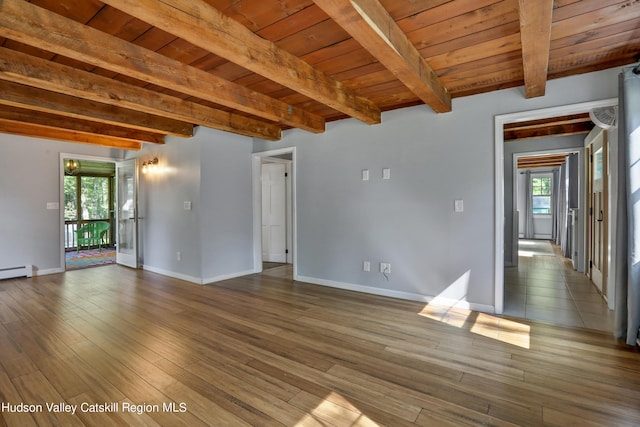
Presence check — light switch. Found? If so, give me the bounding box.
[382,168,391,180]
[46,202,59,210]
[361,169,369,181]
[454,199,464,213]
[184,201,192,211]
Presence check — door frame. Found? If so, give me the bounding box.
[115,158,140,269]
[585,128,608,296]
[59,153,119,271]
[252,147,296,276]
[493,98,617,314]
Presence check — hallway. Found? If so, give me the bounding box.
[504,240,614,331]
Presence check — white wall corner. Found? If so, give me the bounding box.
[202,270,254,285]
[142,264,204,285]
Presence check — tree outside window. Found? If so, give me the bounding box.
[532,177,552,214]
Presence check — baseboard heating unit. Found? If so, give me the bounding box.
[0,265,33,280]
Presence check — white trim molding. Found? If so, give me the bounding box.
[295,274,495,314]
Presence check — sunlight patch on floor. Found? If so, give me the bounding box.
[295,392,379,426]
[418,306,531,349]
[471,313,530,349]
[517,250,539,258]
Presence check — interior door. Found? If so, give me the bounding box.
[116,159,138,268]
[262,162,286,263]
[588,131,607,293]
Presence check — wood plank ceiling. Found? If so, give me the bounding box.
[0,0,638,150]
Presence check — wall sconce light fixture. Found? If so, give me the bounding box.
[141,157,158,174]
[64,159,80,175]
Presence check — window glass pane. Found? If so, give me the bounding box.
[64,176,77,221]
[531,176,552,214]
[81,177,110,219]
[532,197,551,214]
[594,147,603,181]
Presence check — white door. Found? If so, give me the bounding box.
[116,159,138,268]
[262,163,286,263]
[588,131,607,293]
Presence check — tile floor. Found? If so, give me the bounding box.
[504,239,615,331]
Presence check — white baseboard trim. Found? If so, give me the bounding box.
[202,269,254,285]
[295,275,495,313]
[142,265,202,284]
[142,265,254,285]
[34,267,65,276]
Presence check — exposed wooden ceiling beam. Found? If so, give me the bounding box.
[505,121,593,142]
[518,0,553,98]
[0,0,322,134]
[99,0,381,124]
[517,154,568,169]
[0,120,142,150]
[518,156,568,164]
[518,162,566,169]
[0,105,165,144]
[313,0,451,113]
[0,80,194,137]
[504,113,592,131]
[0,47,281,141]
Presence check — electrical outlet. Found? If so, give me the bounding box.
[363,261,370,272]
[380,262,391,274]
[176,251,181,261]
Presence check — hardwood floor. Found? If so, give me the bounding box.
[0,265,639,426]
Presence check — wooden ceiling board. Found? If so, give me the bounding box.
[407,1,519,51]
[395,0,505,33]
[551,1,640,41]
[552,0,623,21]
[379,0,454,21]
[1,0,637,146]
[28,0,104,24]
[418,21,522,61]
[218,0,313,32]
[86,6,152,41]
[256,6,327,41]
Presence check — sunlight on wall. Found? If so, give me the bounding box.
[428,270,471,308]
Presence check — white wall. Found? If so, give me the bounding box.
[199,128,254,282]
[137,135,202,281]
[254,67,620,312]
[137,127,254,283]
[0,134,123,274]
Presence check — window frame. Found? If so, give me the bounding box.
[531,176,552,215]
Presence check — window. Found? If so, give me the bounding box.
[532,177,552,214]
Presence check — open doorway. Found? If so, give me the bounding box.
[62,157,116,270]
[252,147,296,278]
[494,99,617,330]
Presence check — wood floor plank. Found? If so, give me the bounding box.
[0,264,638,426]
[11,371,85,426]
[0,368,37,427]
